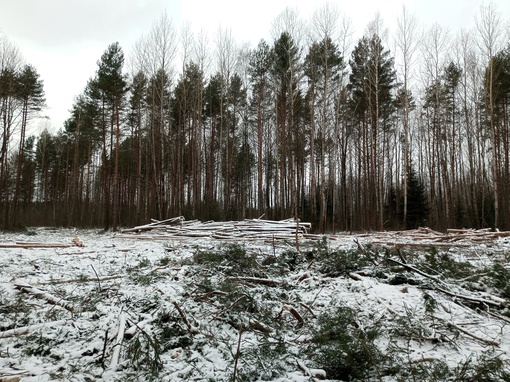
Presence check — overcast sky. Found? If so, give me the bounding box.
[1,0,509,131]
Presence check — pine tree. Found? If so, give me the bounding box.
[93,42,127,230]
[348,34,396,229]
[304,36,344,231]
[12,64,45,227]
[271,31,301,219]
[248,39,272,215]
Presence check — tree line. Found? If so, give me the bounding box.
[1,4,510,232]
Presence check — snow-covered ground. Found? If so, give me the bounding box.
[1,227,509,381]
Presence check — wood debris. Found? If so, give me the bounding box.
[278,305,305,327]
[354,226,510,248]
[0,242,73,249]
[14,282,77,313]
[0,320,67,339]
[118,216,312,241]
[109,313,126,371]
[0,237,86,249]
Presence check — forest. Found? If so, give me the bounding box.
[1,4,510,232]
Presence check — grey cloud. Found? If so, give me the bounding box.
[0,0,170,49]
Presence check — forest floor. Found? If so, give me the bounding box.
[1,224,510,381]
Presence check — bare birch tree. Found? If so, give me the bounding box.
[395,6,419,228]
[475,2,504,228]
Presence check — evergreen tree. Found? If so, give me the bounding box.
[12,64,45,227]
[348,34,396,229]
[127,71,148,224]
[248,40,272,215]
[486,46,510,228]
[147,68,172,219]
[304,36,344,231]
[271,31,302,218]
[406,165,429,229]
[93,42,128,230]
[204,73,223,217]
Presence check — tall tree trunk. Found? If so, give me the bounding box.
[12,99,28,227]
[112,97,121,231]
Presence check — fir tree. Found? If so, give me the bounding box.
[406,165,429,229]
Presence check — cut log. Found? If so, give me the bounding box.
[0,372,30,382]
[109,312,126,371]
[14,282,77,312]
[117,216,312,241]
[0,242,73,249]
[73,235,85,247]
[0,320,67,338]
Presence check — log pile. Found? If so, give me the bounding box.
[359,227,510,248]
[118,216,312,241]
[0,235,85,249]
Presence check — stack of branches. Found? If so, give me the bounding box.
[118,217,312,241]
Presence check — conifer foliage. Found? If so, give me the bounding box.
[405,165,429,229]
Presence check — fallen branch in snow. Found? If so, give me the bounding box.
[36,275,123,286]
[100,329,109,367]
[14,282,77,313]
[486,310,510,324]
[173,301,199,334]
[56,250,97,256]
[434,316,500,347]
[0,320,67,339]
[213,295,247,319]
[435,286,506,309]
[410,356,444,363]
[90,264,102,292]
[249,318,273,333]
[193,290,228,302]
[231,276,282,287]
[124,316,155,339]
[299,302,317,318]
[354,238,379,265]
[109,312,126,371]
[278,305,305,327]
[297,360,327,380]
[232,328,243,382]
[387,258,445,285]
[292,272,312,283]
[376,297,399,316]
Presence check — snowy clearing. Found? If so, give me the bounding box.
[1,225,510,381]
